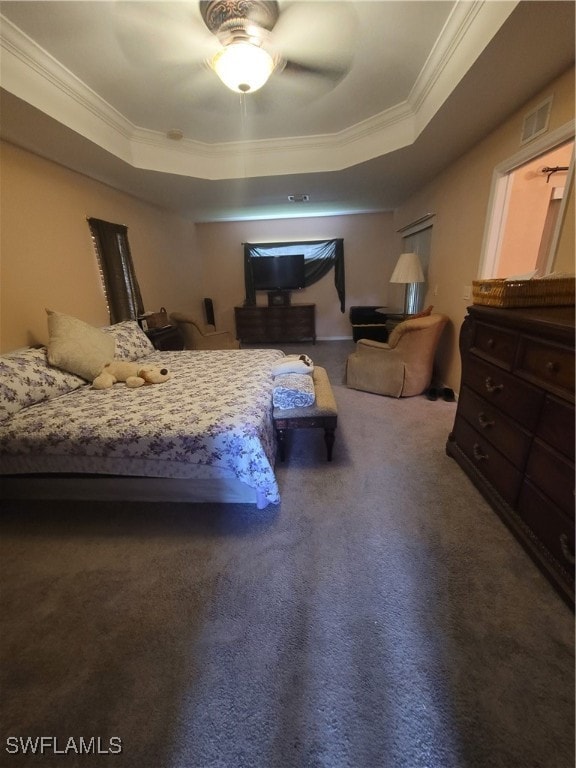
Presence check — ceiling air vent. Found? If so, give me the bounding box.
[521,96,553,145]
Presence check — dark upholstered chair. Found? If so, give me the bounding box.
[169,312,240,350]
[346,313,448,397]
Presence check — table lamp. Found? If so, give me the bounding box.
[389,252,425,316]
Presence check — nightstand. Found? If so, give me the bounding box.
[145,325,183,351]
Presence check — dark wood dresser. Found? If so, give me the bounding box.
[235,304,316,344]
[446,304,575,606]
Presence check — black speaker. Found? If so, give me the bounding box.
[203,298,215,326]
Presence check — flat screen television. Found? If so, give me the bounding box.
[251,254,306,291]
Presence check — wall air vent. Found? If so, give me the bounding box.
[288,194,310,203]
[521,96,553,145]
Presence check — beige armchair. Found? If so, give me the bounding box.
[346,313,448,397]
[169,312,240,350]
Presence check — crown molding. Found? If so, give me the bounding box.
[410,0,519,132]
[0,15,134,160]
[0,3,517,180]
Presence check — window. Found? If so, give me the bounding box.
[397,214,435,315]
[243,239,345,311]
[401,226,432,315]
[88,218,144,323]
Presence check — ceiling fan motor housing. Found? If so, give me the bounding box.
[200,0,280,36]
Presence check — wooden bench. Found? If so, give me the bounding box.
[273,366,338,461]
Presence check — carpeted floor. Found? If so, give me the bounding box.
[0,341,573,768]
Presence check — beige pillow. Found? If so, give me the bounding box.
[46,309,115,381]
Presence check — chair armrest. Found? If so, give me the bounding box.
[204,329,234,339]
[356,338,392,352]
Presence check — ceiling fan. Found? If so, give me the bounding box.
[115,1,357,102]
[200,0,353,94]
[200,0,280,93]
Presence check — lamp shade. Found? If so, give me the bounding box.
[390,252,425,284]
[212,43,275,93]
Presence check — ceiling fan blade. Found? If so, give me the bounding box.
[272,1,359,73]
[281,58,348,84]
[188,76,248,114]
[248,69,335,113]
[113,2,218,69]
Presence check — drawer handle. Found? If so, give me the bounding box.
[478,412,495,429]
[484,377,503,394]
[545,361,559,374]
[486,338,495,348]
[473,443,488,461]
[559,534,575,565]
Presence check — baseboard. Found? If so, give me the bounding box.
[316,335,354,341]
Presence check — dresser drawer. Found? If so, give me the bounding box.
[458,386,531,469]
[471,322,517,369]
[452,417,523,506]
[464,357,543,431]
[526,439,575,519]
[518,480,575,578]
[266,319,284,334]
[516,336,574,400]
[289,307,314,319]
[536,395,575,459]
[289,320,314,333]
[235,305,315,343]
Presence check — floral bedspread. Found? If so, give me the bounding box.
[0,349,284,504]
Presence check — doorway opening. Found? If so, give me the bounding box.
[479,124,574,279]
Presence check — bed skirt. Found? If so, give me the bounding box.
[0,473,272,509]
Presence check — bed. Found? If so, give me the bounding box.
[0,319,285,509]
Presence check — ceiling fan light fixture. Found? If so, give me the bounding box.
[212,42,275,93]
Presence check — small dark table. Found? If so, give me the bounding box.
[145,325,183,351]
[349,306,388,342]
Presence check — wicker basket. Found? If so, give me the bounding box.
[141,308,169,329]
[472,277,575,308]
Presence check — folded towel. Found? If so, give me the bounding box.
[273,373,315,409]
[271,354,314,377]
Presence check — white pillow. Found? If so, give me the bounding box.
[101,320,155,361]
[46,309,115,381]
[0,346,86,422]
[272,354,314,377]
[272,359,314,376]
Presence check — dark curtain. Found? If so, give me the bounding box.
[243,239,345,311]
[87,218,144,323]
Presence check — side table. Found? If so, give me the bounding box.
[145,325,183,351]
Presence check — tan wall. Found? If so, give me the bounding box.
[394,67,575,393]
[194,212,397,339]
[0,142,202,352]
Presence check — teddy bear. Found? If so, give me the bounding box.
[92,360,171,389]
